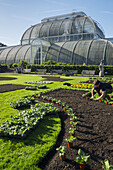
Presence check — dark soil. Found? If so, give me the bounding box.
[42,76,72,82]
[0,77,17,81]
[38,89,113,170]
[0,84,26,93]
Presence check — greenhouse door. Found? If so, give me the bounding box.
[30,39,42,64]
[34,48,41,64]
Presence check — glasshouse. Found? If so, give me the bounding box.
[0,11,113,65]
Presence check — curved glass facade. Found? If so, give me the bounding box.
[1,39,113,65]
[20,12,105,45]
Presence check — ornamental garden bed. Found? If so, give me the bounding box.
[0,98,58,139]
[41,76,72,82]
[0,77,17,81]
[0,84,26,93]
[37,89,113,170]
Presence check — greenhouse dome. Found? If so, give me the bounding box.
[21,12,105,45]
[0,11,113,65]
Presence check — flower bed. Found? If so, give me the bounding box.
[25,86,37,90]
[10,96,35,109]
[0,102,58,139]
[71,83,94,89]
[26,81,52,84]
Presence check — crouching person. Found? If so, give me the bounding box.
[91,80,113,101]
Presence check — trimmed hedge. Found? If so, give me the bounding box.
[0,64,8,73]
[2,62,113,75]
[30,64,113,75]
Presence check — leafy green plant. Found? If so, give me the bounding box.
[10,96,35,109]
[25,86,37,90]
[52,98,57,102]
[69,127,76,134]
[70,121,78,127]
[61,102,66,107]
[26,81,52,84]
[56,100,62,105]
[48,96,52,101]
[63,105,69,111]
[70,116,78,122]
[1,101,58,138]
[42,95,47,100]
[56,146,66,158]
[76,149,91,164]
[101,159,113,170]
[65,136,77,143]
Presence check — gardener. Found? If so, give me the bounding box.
[91,80,113,101]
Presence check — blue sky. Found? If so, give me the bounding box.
[0,0,113,46]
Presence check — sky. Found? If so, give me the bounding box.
[0,0,113,46]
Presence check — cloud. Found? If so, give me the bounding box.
[44,0,66,6]
[101,11,113,15]
[41,9,66,14]
[0,2,17,7]
[13,16,38,22]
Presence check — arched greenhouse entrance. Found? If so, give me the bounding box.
[30,38,51,64]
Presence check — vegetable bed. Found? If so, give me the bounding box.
[38,89,113,170]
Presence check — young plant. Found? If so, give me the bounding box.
[56,100,62,105]
[101,159,113,170]
[63,105,69,112]
[56,146,66,158]
[65,135,77,143]
[42,95,47,100]
[76,149,91,165]
[61,102,66,107]
[52,98,57,103]
[70,116,78,122]
[70,121,78,128]
[69,127,76,136]
[48,96,52,101]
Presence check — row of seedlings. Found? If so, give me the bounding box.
[56,104,91,170]
[82,91,113,106]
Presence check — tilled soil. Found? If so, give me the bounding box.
[38,89,113,170]
[0,84,26,93]
[42,76,72,82]
[0,77,25,93]
[0,77,17,81]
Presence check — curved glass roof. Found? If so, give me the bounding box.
[21,12,105,45]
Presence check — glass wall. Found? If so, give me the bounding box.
[21,14,104,45]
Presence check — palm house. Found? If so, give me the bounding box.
[0,11,113,65]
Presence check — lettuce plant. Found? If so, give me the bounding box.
[10,96,35,109]
[56,146,66,158]
[76,149,91,164]
[65,136,77,143]
[102,159,113,170]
